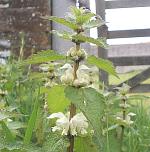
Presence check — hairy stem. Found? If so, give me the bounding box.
[120,97,126,152]
[67,43,80,152]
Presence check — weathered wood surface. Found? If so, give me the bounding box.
[79,0,90,8]
[108,29,150,39]
[130,84,150,93]
[106,0,150,9]
[96,0,109,85]
[116,67,150,89]
[109,56,150,66]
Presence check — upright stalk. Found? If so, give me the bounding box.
[67,43,80,152]
[120,96,126,151]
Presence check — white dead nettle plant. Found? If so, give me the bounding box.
[116,112,136,126]
[47,112,88,136]
[60,63,91,87]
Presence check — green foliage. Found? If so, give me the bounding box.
[65,87,105,149]
[44,85,70,113]
[87,55,118,77]
[74,136,99,152]
[43,133,69,152]
[43,16,79,30]
[24,94,40,145]
[72,34,107,47]
[1,121,15,142]
[52,30,107,47]
[51,30,72,41]
[20,50,65,65]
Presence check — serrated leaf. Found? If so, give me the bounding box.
[43,133,69,152]
[46,85,70,113]
[42,16,79,30]
[72,35,107,48]
[65,87,105,150]
[76,13,94,25]
[51,30,72,41]
[87,56,118,77]
[83,19,105,29]
[70,6,83,17]
[20,50,65,66]
[74,136,99,152]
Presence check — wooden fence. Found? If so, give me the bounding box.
[96,0,150,93]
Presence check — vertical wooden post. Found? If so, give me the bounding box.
[96,0,108,85]
[51,0,76,53]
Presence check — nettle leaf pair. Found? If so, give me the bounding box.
[21,6,117,152]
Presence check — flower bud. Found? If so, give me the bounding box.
[67,47,87,61]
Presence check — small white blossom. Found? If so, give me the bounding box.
[60,64,74,85]
[60,63,72,70]
[70,113,88,135]
[47,112,70,135]
[47,112,88,136]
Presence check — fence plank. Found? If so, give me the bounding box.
[110,84,150,93]
[106,0,150,9]
[116,67,150,89]
[130,84,150,93]
[96,0,108,85]
[109,56,150,66]
[79,0,90,9]
[108,29,150,39]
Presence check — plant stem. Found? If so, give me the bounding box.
[67,43,80,152]
[120,96,126,152]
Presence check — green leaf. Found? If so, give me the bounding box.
[51,30,72,41]
[65,87,105,150]
[74,136,99,152]
[70,6,83,17]
[43,133,69,152]
[83,19,105,29]
[1,121,15,142]
[72,34,107,48]
[46,85,70,113]
[76,13,94,25]
[20,50,65,66]
[7,121,26,130]
[23,98,39,145]
[42,16,79,30]
[87,56,118,77]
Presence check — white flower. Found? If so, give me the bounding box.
[60,64,74,85]
[70,113,88,135]
[73,65,90,87]
[47,112,70,135]
[60,63,72,70]
[47,112,88,136]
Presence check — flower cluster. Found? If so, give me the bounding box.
[67,47,87,62]
[115,112,136,126]
[60,63,91,87]
[47,112,88,136]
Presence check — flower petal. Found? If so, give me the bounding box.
[47,112,65,119]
